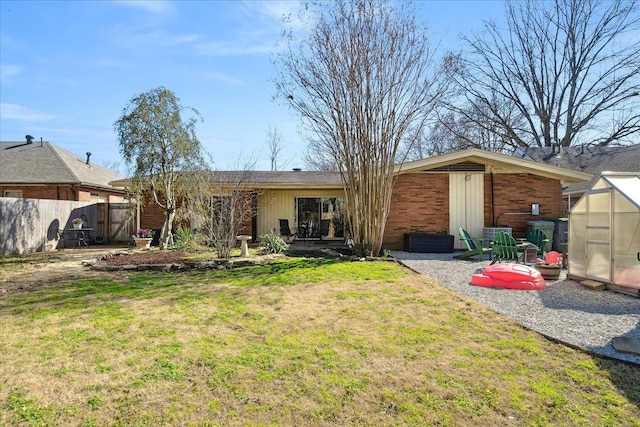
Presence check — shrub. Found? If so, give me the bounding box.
[259,233,289,254]
[172,227,196,251]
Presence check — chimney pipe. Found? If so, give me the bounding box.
[86,152,92,165]
[25,135,34,144]
[40,137,43,147]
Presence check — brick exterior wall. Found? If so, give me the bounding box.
[383,172,564,250]
[384,174,450,250]
[139,194,254,240]
[0,185,124,202]
[487,173,564,237]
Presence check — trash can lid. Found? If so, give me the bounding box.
[526,220,555,225]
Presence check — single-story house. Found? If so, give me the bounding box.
[112,148,591,251]
[0,138,126,202]
[514,144,640,212]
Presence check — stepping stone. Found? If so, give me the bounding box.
[580,280,606,291]
[612,337,640,356]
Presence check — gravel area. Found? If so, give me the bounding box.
[393,251,640,365]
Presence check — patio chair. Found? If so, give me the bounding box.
[279,219,294,242]
[526,229,549,256]
[454,227,492,261]
[319,219,330,239]
[490,231,526,264]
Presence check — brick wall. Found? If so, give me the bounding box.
[384,172,564,250]
[487,173,564,237]
[384,173,449,250]
[0,185,124,202]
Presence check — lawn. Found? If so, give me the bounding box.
[1,257,639,426]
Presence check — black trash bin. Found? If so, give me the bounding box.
[551,218,568,253]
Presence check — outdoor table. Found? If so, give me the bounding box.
[64,228,93,247]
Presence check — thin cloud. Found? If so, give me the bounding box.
[203,72,243,86]
[0,103,57,122]
[194,39,276,57]
[112,0,176,15]
[245,1,302,25]
[93,58,129,68]
[0,64,20,82]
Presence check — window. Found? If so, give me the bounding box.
[296,197,345,238]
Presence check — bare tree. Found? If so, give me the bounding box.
[266,125,284,171]
[274,0,449,256]
[454,0,640,148]
[114,87,206,249]
[189,160,259,259]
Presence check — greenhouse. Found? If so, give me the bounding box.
[568,173,640,290]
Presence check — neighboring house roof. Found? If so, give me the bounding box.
[514,144,640,195]
[109,148,591,189]
[0,141,125,191]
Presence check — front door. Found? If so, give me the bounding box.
[449,173,484,249]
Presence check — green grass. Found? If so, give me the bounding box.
[1,257,639,426]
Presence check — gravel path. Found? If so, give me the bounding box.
[393,251,640,365]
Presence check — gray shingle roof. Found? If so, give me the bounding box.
[0,141,125,190]
[109,169,344,188]
[516,145,640,194]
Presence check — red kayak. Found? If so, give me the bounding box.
[471,263,547,290]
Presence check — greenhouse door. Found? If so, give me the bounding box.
[585,189,612,281]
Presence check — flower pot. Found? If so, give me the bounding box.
[535,264,561,280]
[73,223,83,229]
[133,237,152,249]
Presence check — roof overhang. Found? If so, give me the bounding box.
[396,148,592,184]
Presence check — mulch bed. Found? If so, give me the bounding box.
[102,251,188,266]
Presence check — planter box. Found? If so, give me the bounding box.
[535,264,561,280]
[404,233,454,253]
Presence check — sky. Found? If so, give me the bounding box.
[0,0,505,174]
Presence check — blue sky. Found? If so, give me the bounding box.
[0,0,505,173]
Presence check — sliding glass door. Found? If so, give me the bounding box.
[296,197,345,239]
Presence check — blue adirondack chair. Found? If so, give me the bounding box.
[454,227,493,261]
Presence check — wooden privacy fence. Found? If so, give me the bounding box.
[0,197,132,256]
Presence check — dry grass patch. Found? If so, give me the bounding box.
[1,258,639,426]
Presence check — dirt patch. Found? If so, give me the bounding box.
[101,250,188,266]
[0,247,184,294]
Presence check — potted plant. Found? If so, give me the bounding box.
[133,229,154,249]
[72,217,84,229]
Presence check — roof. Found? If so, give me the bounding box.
[109,148,591,189]
[0,141,125,191]
[514,144,640,194]
[399,148,591,184]
[110,170,345,189]
[601,173,640,210]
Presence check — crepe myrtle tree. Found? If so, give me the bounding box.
[274,0,450,256]
[114,86,207,249]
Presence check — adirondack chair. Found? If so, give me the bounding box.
[490,231,527,264]
[526,229,549,255]
[454,227,493,261]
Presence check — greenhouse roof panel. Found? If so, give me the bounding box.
[602,173,640,209]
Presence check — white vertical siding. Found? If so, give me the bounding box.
[257,189,345,238]
[449,173,484,249]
